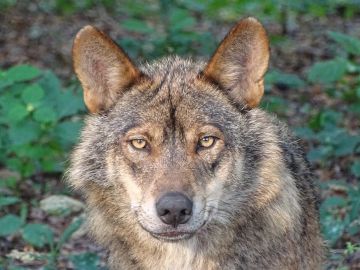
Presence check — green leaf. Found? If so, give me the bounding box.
[265,70,306,89]
[33,106,58,123]
[8,121,41,145]
[0,196,20,208]
[0,214,23,236]
[356,86,360,98]
[351,160,360,177]
[56,89,85,118]
[349,200,360,227]
[307,145,332,162]
[22,223,54,248]
[320,196,348,214]
[169,8,196,31]
[0,74,14,89]
[6,65,41,82]
[7,103,29,122]
[347,221,360,236]
[180,0,205,11]
[316,127,345,144]
[38,70,62,94]
[294,127,316,140]
[349,103,360,115]
[321,216,346,246]
[0,91,18,113]
[319,110,343,128]
[55,121,83,147]
[334,135,360,157]
[328,31,360,56]
[121,19,154,34]
[41,158,63,173]
[12,144,50,159]
[307,58,347,84]
[0,176,20,190]
[70,252,100,270]
[39,72,85,117]
[21,84,45,105]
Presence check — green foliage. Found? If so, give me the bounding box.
[0,214,23,236]
[70,252,105,270]
[351,160,360,177]
[0,196,20,207]
[266,70,306,89]
[328,31,360,56]
[34,0,360,20]
[298,32,360,248]
[6,65,41,82]
[320,181,360,245]
[305,127,360,162]
[345,242,360,255]
[117,2,216,60]
[22,223,54,248]
[307,58,348,84]
[0,65,86,268]
[0,66,85,177]
[0,0,17,10]
[0,196,85,268]
[122,18,154,34]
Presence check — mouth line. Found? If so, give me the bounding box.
[150,231,194,241]
[156,230,190,236]
[140,220,208,241]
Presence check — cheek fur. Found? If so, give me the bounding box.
[197,140,226,172]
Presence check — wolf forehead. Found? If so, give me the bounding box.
[106,56,242,133]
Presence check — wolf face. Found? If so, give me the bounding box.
[70,17,271,241]
[68,17,323,269]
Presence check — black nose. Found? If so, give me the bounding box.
[156,192,193,227]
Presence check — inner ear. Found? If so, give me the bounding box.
[73,25,141,113]
[203,17,270,108]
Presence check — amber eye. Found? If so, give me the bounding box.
[198,136,216,148]
[130,139,147,149]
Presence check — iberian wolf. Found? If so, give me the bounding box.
[68,17,324,269]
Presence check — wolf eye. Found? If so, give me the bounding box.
[198,136,216,148]
[130,139,147,149]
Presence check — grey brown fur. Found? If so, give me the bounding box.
[67,17,324,269]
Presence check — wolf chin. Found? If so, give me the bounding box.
[67,17,324,269]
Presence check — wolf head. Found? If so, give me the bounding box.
[68,18,282,243]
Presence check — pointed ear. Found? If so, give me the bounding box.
[203,17,269,108]
[73,25,141,113]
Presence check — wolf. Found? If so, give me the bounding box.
[67,17,324,269]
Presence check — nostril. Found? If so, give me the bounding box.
[181,209,191,216]
[159,209,170,216]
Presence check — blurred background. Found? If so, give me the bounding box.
[0,0,359,269]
